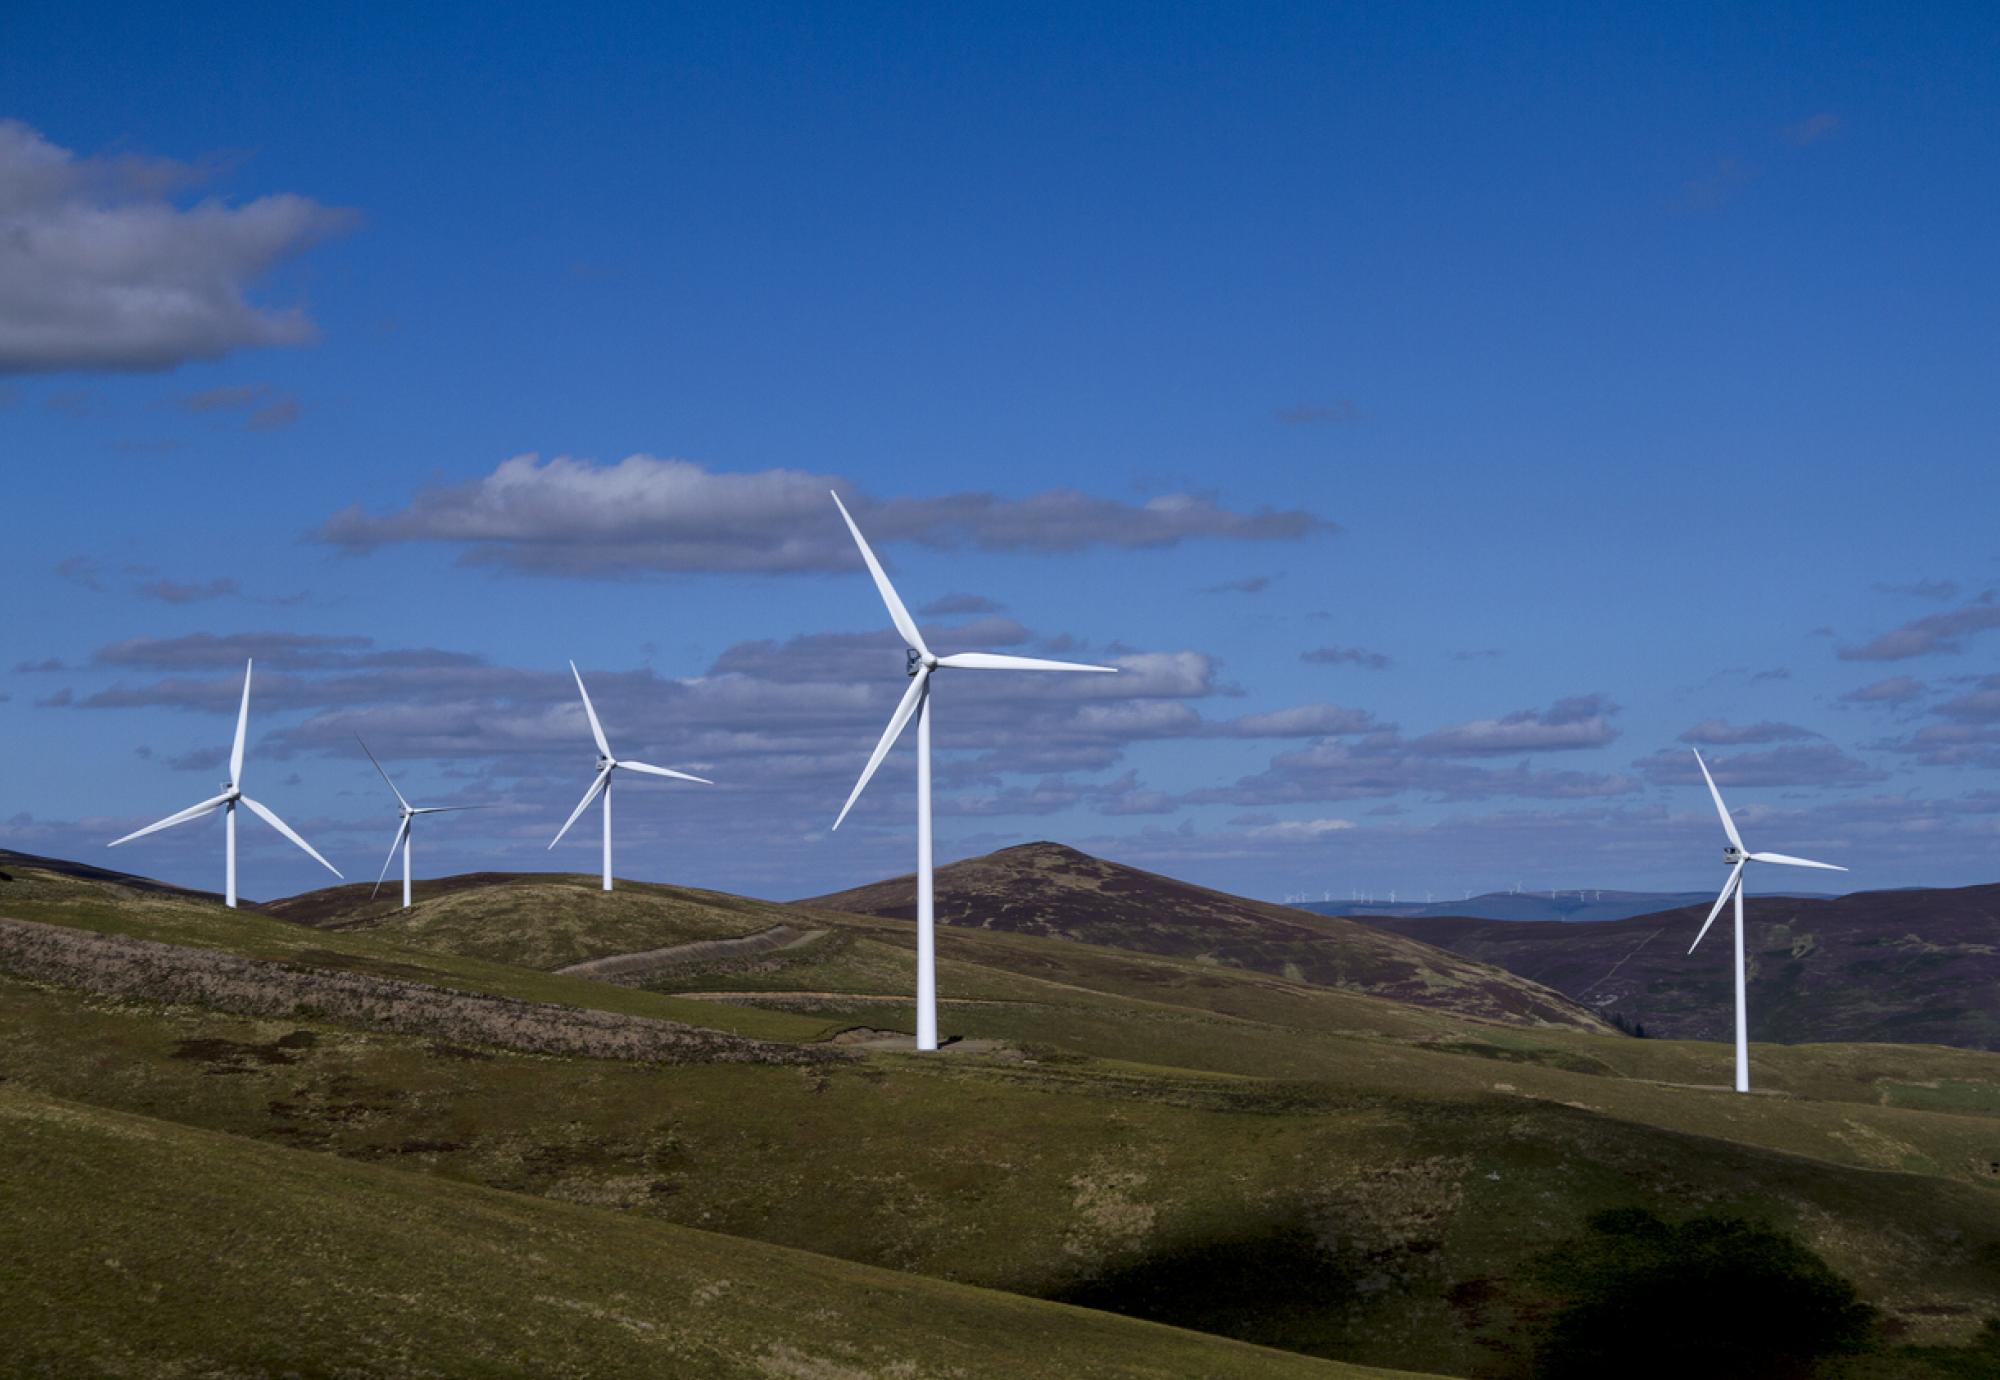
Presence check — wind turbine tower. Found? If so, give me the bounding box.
[549,662,712,890]
[107,659,341,906]
[358,737,491,909]
[828,492,1115,1051]
[1686,749,1846,1092]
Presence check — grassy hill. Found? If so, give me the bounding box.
[266,869,804,970]
[801,842,1613,1032]
[0,850,833,1044]
[1362,883,2000,1050]
[7,850,2000,1376]
[0,1083,1408,1379]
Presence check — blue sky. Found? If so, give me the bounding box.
[3,2,1997,903]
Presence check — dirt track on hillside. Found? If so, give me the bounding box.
[554,923,826,983]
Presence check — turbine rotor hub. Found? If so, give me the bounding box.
[907,648,937,675]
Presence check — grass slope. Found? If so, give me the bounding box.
[267,870,803,970]
[0,1083,1411,1379]
[802,842,1614,1032]
[1365,882,2000,1050]
[0,853,833,1044]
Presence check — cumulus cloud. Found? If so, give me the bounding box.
[136,576,239,604]
[1677,719,1817,746]
[1836,594,2000,661]
[1841,677,1926,707]
[1301,645,1390,670]
[1240,816,1356,841]
[94,631,380,671]
[1228,704,1379,738]
[1933,676,2000,725]
[0,120,356,374]
[1189,734,1641,810]
[1635,743,1884,787]
[918,593,1002,617]
[315,454,1334,576]
[1410,694,1619,757]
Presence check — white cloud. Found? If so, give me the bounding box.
[0,120,355,374]
[317,454,1334,576]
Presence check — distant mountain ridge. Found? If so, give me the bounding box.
[1295,887,1842,924]
[1357,883,2000,1050]
[800,841,1613,1033]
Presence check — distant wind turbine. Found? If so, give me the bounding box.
[1687,748,1846,1093]
[358,737,492,909]
[107,659,340,907]
[828,491,1116,1051]
[548,661,711,891]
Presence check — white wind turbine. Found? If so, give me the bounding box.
[548,661,711,891]
[1687,748,1846,1092]
[828,491,1116,1051]
[358,737,492,910]
[107,659,341,906]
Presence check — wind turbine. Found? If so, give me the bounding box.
[828,491,1116,1051]
[358,737,492,910]
[548,661,711,891]
[1687,748,1846,1092]
[107,659,340,906]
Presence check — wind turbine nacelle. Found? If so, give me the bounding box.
[906,648,924,677]
[1723,845,1745,866]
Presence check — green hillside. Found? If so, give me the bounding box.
[802,842,1616,1032]
[0,1083,1411,1379]
[5,852,2000,1377]
[266,869,803,970]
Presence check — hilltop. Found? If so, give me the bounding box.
[265,870,804,971]
[1361,882,2000,1049]
[801,841,1613,1032]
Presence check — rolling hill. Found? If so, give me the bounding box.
[8,848,2000,1376]
[264,869,804,970]
[1359,883,2000,1049]
[800,841,1614,1032]
[0,1083,1402,1379]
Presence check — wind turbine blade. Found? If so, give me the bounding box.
[548,766,612,849]
[830,491,929,657]
[570,660,613,758]
[239,796,342,878]
[618,760,714,784]
[228,659,253,788]
[833,666,928,830]
[107,793,232,847]
[371,817,411,899]
[356,735,411,811]
[936,651,1119,673]
[1747,851,1847,872]
[1692,748,1743,852]
[409,804,498,814]
[1688,861,1745,954]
